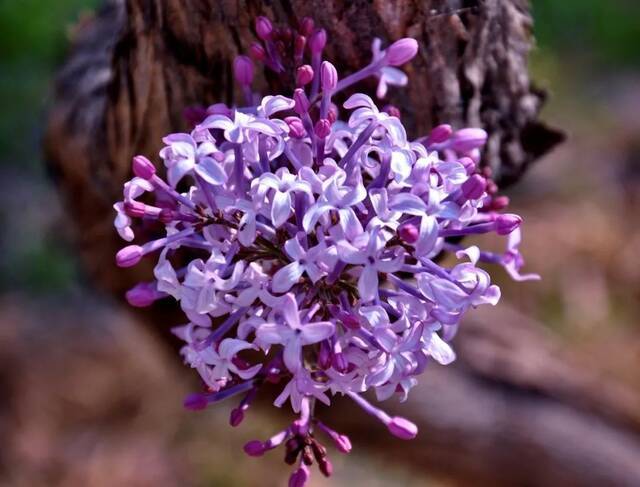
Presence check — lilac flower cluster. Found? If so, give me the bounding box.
[114,16,538,485]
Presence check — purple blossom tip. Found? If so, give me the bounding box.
[115,245,143,268]
[320,61,338,91]
[285,117,306,138]
[249,42,266,61]
[229,408,244,427]
[125,283,157,307]
[293,88,310,115]
[334,434,352,453]
[300,17,315,37]
[132,155,155,180]
[428,124,452,144]
[398,223,419,244]
[319,457,333,477]
[384,38,418,66]
[244,440,266,457]
[288,464,310,487]
[314,119,331,139]
[233,55,254,86]
[449,127,488,153]
[387,416,418,440]
[296,65,314,86]
[183,393,209,411]
[308,28,327,54]
[496,213,522,235]
[255,16,273,40]
[461,174,487,200]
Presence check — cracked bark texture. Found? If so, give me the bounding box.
[48,1,640,486]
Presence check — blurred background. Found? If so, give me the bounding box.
[0,0,639,485]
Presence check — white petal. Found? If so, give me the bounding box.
[272,261,304,293]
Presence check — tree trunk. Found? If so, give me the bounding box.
[46,1,640,486]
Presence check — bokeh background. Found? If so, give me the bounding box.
[1,1,639,485]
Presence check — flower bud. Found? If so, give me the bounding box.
[308,28,327,55]
[300,17,315,37]
[288,464,310,487]
[327,103,338,124]
[461,174,486,200]
[293,88,310,115]
[294,35,306,63]
[490,195,510,210]
[206,103,232,117]
[124,200,146,218]
[320,61,338,91]
[427,124,452,144]
[382,104,401,118]
[132,155,155,180]
[314,119,331,139]
[341,313,360,330]
[384,38,418,66]
[495,213,522,235]
[125,283,157,307]
[459,156,476,174]
[116,245,143,268]
[319,457,333,477]
[449,128,487,153]
[387,416,418,440]
[233,55,254,86]
[285,117,306,138]
[398,223,419,244]
[332,352,348,373]
[255,16,272,40]
[243,440,266,457]
[296,65,314,86]
[229,407,244,427]
[249,42,266,61]
[183,393,208,411]
[334,434,352,453]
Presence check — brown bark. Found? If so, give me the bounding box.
[44,1,640,486]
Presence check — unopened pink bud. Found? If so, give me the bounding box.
[183,393,208,411]
[334,434,352,453]
[387,416,418,440]
[450,128,487,153]
[300,17,315,37]
[327,104,338,124]
[296,65,314,86]
[294,35,306,63]
[288,464,310,487]
[383,105,401,118]
[320,61,338,91]
[285,117,306,138]
[428,124,452,144]
[461,174,486,200]
[293,88,310,115]
[385,38,418,66]
[132,155,155,180]
[229,408,244,427]
[314,119,331,139]
[490,195,510,210]
[233,55,254,86]
[398,223,419,244]
[125,283,157,307]
[319,457,333,477]
[249,42,266,61]
[243,440,266,457]
[495,213,522,235]
[116,245,143,268]
[459,156,476,174]
[341,314,360,330]
[309,28,327,55]
[124,200,146,218]
[255,16,272,40]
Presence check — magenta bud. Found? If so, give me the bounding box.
[495,213,522,235]
[332,352,348,373]
[319,457,333,477]
[387,416,418,440]
[450,128,488,153]
[427,124,452,144]
[233,55,254,86]
[288,464,310,487]
[243,440,266,457]
[382,105,401,118]
[183,393,208,411]
[334,434,352,453]
[294,35,306,63]
[125,283,157,307]
[320,61,338,91]
[255,16,273,40]
[384,38,418,66]
[459,156,476,174]
[490,195,510,210]
[285,117,306,138]
[124,200,146,218]
[293,88,310,115]
[318,340,332,369]
[229,407,244,427]
[314,119,331,139]
[308,28,327,55]
[132,155,155,180]
[461,174,487,200]
[341,314,360,330]
[116,245,143,268]
[249,42,266,61]
[296,65,314,86]
[327,103,338,124]
[398,223,419,244]
[300,17,314,37]
[206,103,231,117]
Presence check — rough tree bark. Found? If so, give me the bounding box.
[42,1,640,486]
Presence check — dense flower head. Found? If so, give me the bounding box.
[114,15,538,485]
